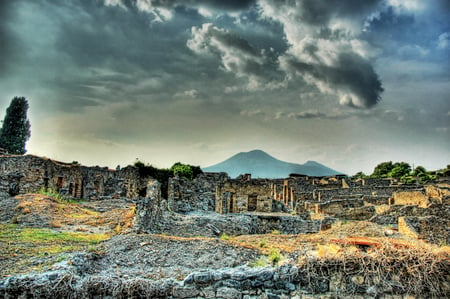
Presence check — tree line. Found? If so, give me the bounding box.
[353,161,450,184]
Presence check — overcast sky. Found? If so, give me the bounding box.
[0,0,449,175]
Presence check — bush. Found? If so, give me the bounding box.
[171,162,194,180]
[220,233,230,241]
[268,248,283,266]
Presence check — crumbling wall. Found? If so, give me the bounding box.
[0,155,143,200]
[216,177,280,214]
[167,172,228,213]
[134,180,163,233]
[399,215,450,245]
[3,262,448,298]
[312,185,422,202]
[426,184,450,202]
[393,191,429,208]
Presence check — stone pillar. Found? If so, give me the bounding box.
[134,179,162,233]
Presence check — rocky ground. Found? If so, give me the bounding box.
[92,234,261,280]
[1,193,449,298]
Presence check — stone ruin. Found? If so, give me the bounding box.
[0,154,146,200]
[1,153,449,243]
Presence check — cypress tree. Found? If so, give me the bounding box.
[0,97,31,154]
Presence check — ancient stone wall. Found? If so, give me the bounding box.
[167,172,228,213]
[216,177,281,214]
[311,186,423,202]
[426,184,450,202]
[393,191,429,208]
[361,178,393,186]
[4,262,448,298]
[135,180,324,236]
[0,155,143,199]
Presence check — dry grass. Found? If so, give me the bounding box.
[297,239,450,296]
[11,194,136,234]
[224,221,450,297]
[1,194,136,276]
[0,224,109,276]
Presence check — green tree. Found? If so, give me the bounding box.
[388,162,411,179]
[371,161,394,178]
[0,97,31,154]
[171,162,194,180]
[442,165,450,177]
[351,171,367,180]
[413,166,427,176]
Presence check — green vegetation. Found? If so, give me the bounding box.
[133,160,203,196]
[220,233,230,241]
[369,161,448,184]
[0,224,108,246]
[38,187,87,203]
[268,247,283,266]
[38,187,65,201]
[0,96,31,154]
[389,162,411,179]
[371,161,394,178]
[259,238,267,248]
[170,162,202,180]
[249,257,268,267]
[134,160,202,181]
[0,224,108,275]
[351,171,368,180]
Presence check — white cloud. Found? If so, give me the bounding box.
[175,89,199,98]
[240,109,265,117]
[387,0,425,12]
[258,0,384,108]
[437,32,450,49]
[187,23,280,91]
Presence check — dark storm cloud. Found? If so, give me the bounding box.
[187,23,284,90]
[118,0,256,11]
[0,1,22,77]
[283,52,383,108]
[257,0,386,108]
[4,0,218,111]
[282,0,381,26]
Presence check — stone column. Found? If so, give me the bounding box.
[134,179,162,233]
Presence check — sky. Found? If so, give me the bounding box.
[0,0,449,175]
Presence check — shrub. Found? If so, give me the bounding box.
[249,257,268,268]
[259,238,267,248]
[268,248,283,266]
[220,233,230,241]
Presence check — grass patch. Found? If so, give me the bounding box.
[268,247,283,266]
[0,224,109,275]
[220,233,230,241]
[0,224,109,248]
[38,188,87,203]
[249,257,269,268]
[259,238,267,248]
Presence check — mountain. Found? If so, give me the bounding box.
[203,149,343,178]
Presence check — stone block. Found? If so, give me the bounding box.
[201,286,216,298]
[216,287,242,299]
[194,271,213,284]
[172,285,199,298]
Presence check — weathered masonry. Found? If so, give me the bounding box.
[167,172,428,215]
[0,155,145,200]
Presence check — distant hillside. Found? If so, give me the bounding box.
[203,150,343,178]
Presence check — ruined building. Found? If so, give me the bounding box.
[0,154,146,199]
